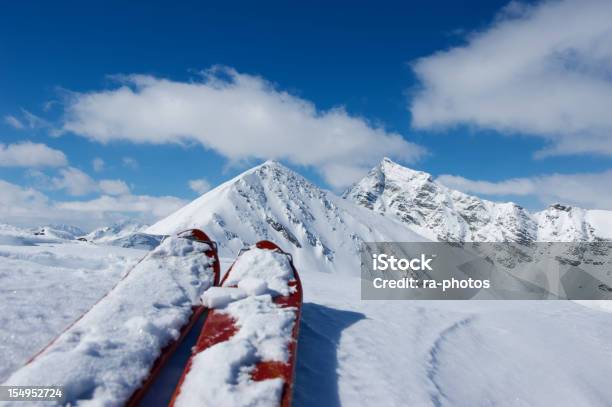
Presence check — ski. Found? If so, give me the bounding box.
[126,229,220,406]
[8,229,219,407]
[169,240,303,407]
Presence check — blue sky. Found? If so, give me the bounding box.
[1,0,612,228]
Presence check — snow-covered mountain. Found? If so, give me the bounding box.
[344,158,612,242]
[82,221,163,249]
[37,224,85,240]
[84,220,149,243]
[147,161,425,274]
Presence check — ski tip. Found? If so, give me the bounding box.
[177,228,220,285]
[255,240,283,251]
[177,228,213,242]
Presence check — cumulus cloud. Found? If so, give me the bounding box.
[92,157,105,172]
[50,167,131,196]
[0,178,186,230]
[51,167,98,196]
[0,142,68,168]
[410,0,612,157]
[61,66,425,188]
[99,179,130,195]
[188,178,211,195]
[437,170,612,210]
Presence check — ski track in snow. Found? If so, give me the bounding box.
[426,317,475,407]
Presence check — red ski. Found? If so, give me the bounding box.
[169,240,303,407]
[127,229,220,406]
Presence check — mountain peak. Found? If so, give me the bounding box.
[345,159,536,242]
[260,159,283,168]
[376,157,432,182]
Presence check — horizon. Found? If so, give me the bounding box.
[1,0,612,229]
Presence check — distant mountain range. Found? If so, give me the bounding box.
[7,159,609,273]
[147,159,612,273]
[344,157,612,243]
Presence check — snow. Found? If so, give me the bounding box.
[176,340,284,407]
[176,247,297,407]
[224,249,294,295]
[84,220,148,243]
[295,270,612,407]
[0,224,145,383]
[346,158,612,243]
[2,159,612,406]
[201,287,247,308]
[147,161,427,276]
[3,240,612,406]
[586,210,612,239]
[1,235,216,406]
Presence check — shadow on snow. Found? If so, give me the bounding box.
[293,302,365,407]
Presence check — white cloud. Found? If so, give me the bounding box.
[52,167,98,196]
[0,180,53,225]
[0,142,68,168]
[188,178,211,195]
[92,157,105,172]
[51,167,132,197]
[61,66,425,188]
[0,178,187,230]
[57,194,187,219]
[122,157,138,169]
[410,0,612,157]
[4,115,24,129]
[99,179,130,195]
[437,170,612,210]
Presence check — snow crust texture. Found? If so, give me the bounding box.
[176,248,297,407]
[1,236,216,406]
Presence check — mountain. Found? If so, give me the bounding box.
[344,157,612,242]
[535,204,612,241]
[34,224,85,240]
[84,220,162,249]
[84,220,149,243]
[147,161,425,274]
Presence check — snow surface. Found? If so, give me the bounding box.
[295,270,612,407]
[1,235,216,406]
[177,248,297,407]
[0,224,145,383]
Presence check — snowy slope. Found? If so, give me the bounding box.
[345,158,612,242]
[148,161,426,275]
[296,270,612,407]
[3,242,611,406]
[534,204,612,241]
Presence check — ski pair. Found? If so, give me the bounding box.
[11,229,301,407]
[131,229,303,407]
